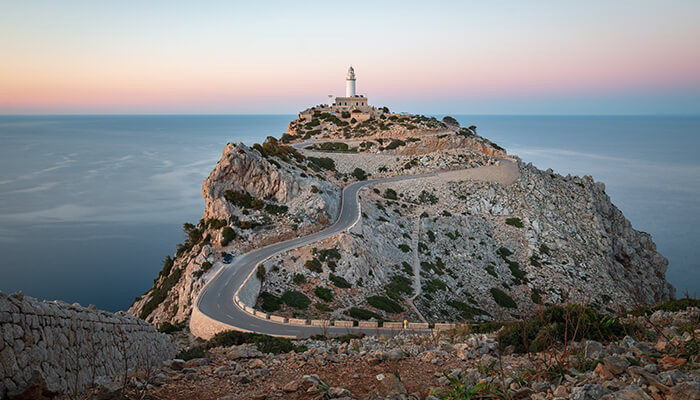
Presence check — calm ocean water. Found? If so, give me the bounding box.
[0,115,697,311]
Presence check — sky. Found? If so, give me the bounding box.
[1,1,700,115]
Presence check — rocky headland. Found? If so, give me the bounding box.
[2,108,689,400]
[128,109,673,329]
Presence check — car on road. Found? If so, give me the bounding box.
[223,253,233,264]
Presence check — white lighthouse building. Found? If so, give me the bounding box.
[297,66,383,123]
[346,66,356,97]
[334,66,368,109]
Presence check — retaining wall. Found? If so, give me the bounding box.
[0,291,175,397]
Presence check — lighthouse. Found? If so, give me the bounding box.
[332,66,368,110]
[346,66,356,97]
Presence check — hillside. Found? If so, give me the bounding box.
[128,110,674,329]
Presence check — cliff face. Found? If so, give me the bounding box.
[257,160,673,323]
[129,140,340,326]
[130,112,673,328]
[202,142,338,223]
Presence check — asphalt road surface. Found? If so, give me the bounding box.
[196,173,436,338]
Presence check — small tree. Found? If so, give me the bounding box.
[257,265,266,282]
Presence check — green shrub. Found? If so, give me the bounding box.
[490,288,517,308]
[221,226,236,246]
[207,330,304,354]
[140,267,183,320]
[281,290,311,309]
[314,287,334,302]
[351,168,367,181]
[497,304,638,353]
[305,258,323,273]
[329,273,351,288]
[318,248,341,262]
[314,303,333,312]
[423,279,447,293]
[256,265,266,282]
[205,218,227,229]
[293,273,306,284]
[385,275,413,300]
[507,261,528,285]
[157,321,184,334]
[485,264,498,278]
[368,295,403,313]
[401,261,413,275]
[383,188,398,200]
[531,288,542,304]
[310,185,319,193]
[224,189,261,209]
[199,261,212,275]
[426,230,435,243]
[265,203,288,215]
[318,142,350,152]
[349,307,382,321]
[259,292,281,312]
[398,244,411,253]
[505,217,524,228]
[252,137,304,162]
[159,256,175,277]
[384,139,406,150]
[175,346,209,361]
[539,244,551,255]
[418,190,438,204]
[307,156,336,171]
[442,116,459,126]
[497,247,513,259]
[447,300,488,320]
[341,111,350,118]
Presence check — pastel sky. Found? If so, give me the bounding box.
[2,1,700,114]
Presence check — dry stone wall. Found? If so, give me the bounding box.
[0,291,175,398]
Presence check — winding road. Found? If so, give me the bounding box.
[193,158,518,339]
[195,173,438,338]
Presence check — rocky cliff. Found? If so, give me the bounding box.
[130,112,674,328]
[129,138,341,326]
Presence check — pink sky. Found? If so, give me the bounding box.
[2,1,699,114]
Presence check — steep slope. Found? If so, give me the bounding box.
[128,138,341,325]
[130,112,674,329]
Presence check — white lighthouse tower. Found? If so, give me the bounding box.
[345,66,356,97]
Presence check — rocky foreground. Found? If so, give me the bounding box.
[83,303,699,400]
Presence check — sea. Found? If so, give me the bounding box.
[0,115,697,312]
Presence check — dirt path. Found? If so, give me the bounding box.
[407,213,427,323]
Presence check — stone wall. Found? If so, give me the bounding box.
[0,291,175,398]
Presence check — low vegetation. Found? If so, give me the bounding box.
[490,287,517,309]
[367,295,404,313]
